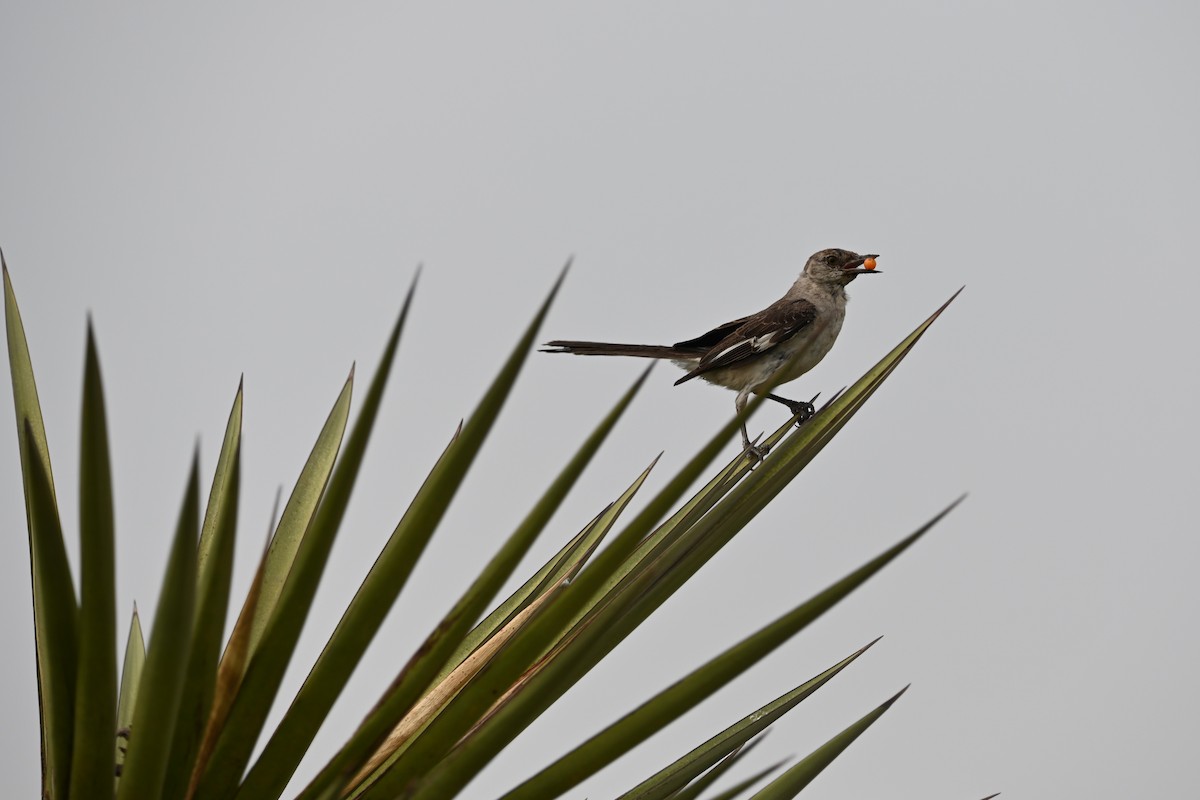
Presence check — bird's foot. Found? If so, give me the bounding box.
[783,393,820,426]
[741,432,770,465]
[765,392,820,427]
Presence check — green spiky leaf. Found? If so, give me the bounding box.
[294,268,569,799]
[114,606,145,791]
[162,382,243,797]
[20,419,78,799]
[664,737,770,800]
[747,687,908,799]
[5,257,78,799]
[616,644,874,800]
[191,371,354,798]
[116,455,201,799]
[69,322,118,799]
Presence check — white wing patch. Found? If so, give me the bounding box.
[712,341,745,361]
[751,333,777,351]
[711,333,777,362]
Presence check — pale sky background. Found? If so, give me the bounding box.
[2,3,1198,798]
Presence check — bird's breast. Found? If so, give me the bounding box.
[772,311,844,383]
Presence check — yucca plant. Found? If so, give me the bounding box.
[5,249,967,800]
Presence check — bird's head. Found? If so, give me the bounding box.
[802,248,881,286]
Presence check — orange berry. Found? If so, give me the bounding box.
[863,257,877,271]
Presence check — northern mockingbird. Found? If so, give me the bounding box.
[543,248,880,455]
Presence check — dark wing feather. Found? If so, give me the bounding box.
[674,298,818,385]
[672,315,754,351]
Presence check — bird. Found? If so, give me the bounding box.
[543,248,881,457]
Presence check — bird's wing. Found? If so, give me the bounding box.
[671,314,754,351]
[674,298,819,385]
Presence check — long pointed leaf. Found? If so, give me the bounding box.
[504,501,955,798]
[191,371,355,798]
[6,257,77,799]
[437,506,607,683]
[349,456,658,800]
[288,267,567,799]
[668,739,771,800]
[196,380,244,583]
[489,453,657,665]
[348,583,564,795]
[20,419,78,799]
[162,382,244,797]
[560,416,794,646]
[452,437,659,682]
[694,760,786,800]
[207,279,417,798]
[69,322,119,800]
[3,253,61,503]
[617,644,875,800]
[244,369,354,655]
[114,606,145,791]
[232,276,416,791]
[748,687,908,799]
[202,274,425,797]
[116,454,201,799]
[595,413,790,604]
[186,509,274,799]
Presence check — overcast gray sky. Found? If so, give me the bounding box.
[3,3,1198,798]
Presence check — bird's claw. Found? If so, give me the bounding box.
[764,391,821,428]
[785,396,817,426]
[741,432,769,465]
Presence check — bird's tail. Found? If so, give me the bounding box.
[542,340,688,359]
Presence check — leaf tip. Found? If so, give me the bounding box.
[931,286,965,319]
[266,484,284,543]
[546,258,571,303]
[932,494,968,525]
[398,265,422,315]
[883,684,911,708]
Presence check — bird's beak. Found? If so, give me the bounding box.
[843,254,881,274]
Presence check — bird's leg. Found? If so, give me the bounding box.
[736,390,768,463]
[765,392,820,426]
